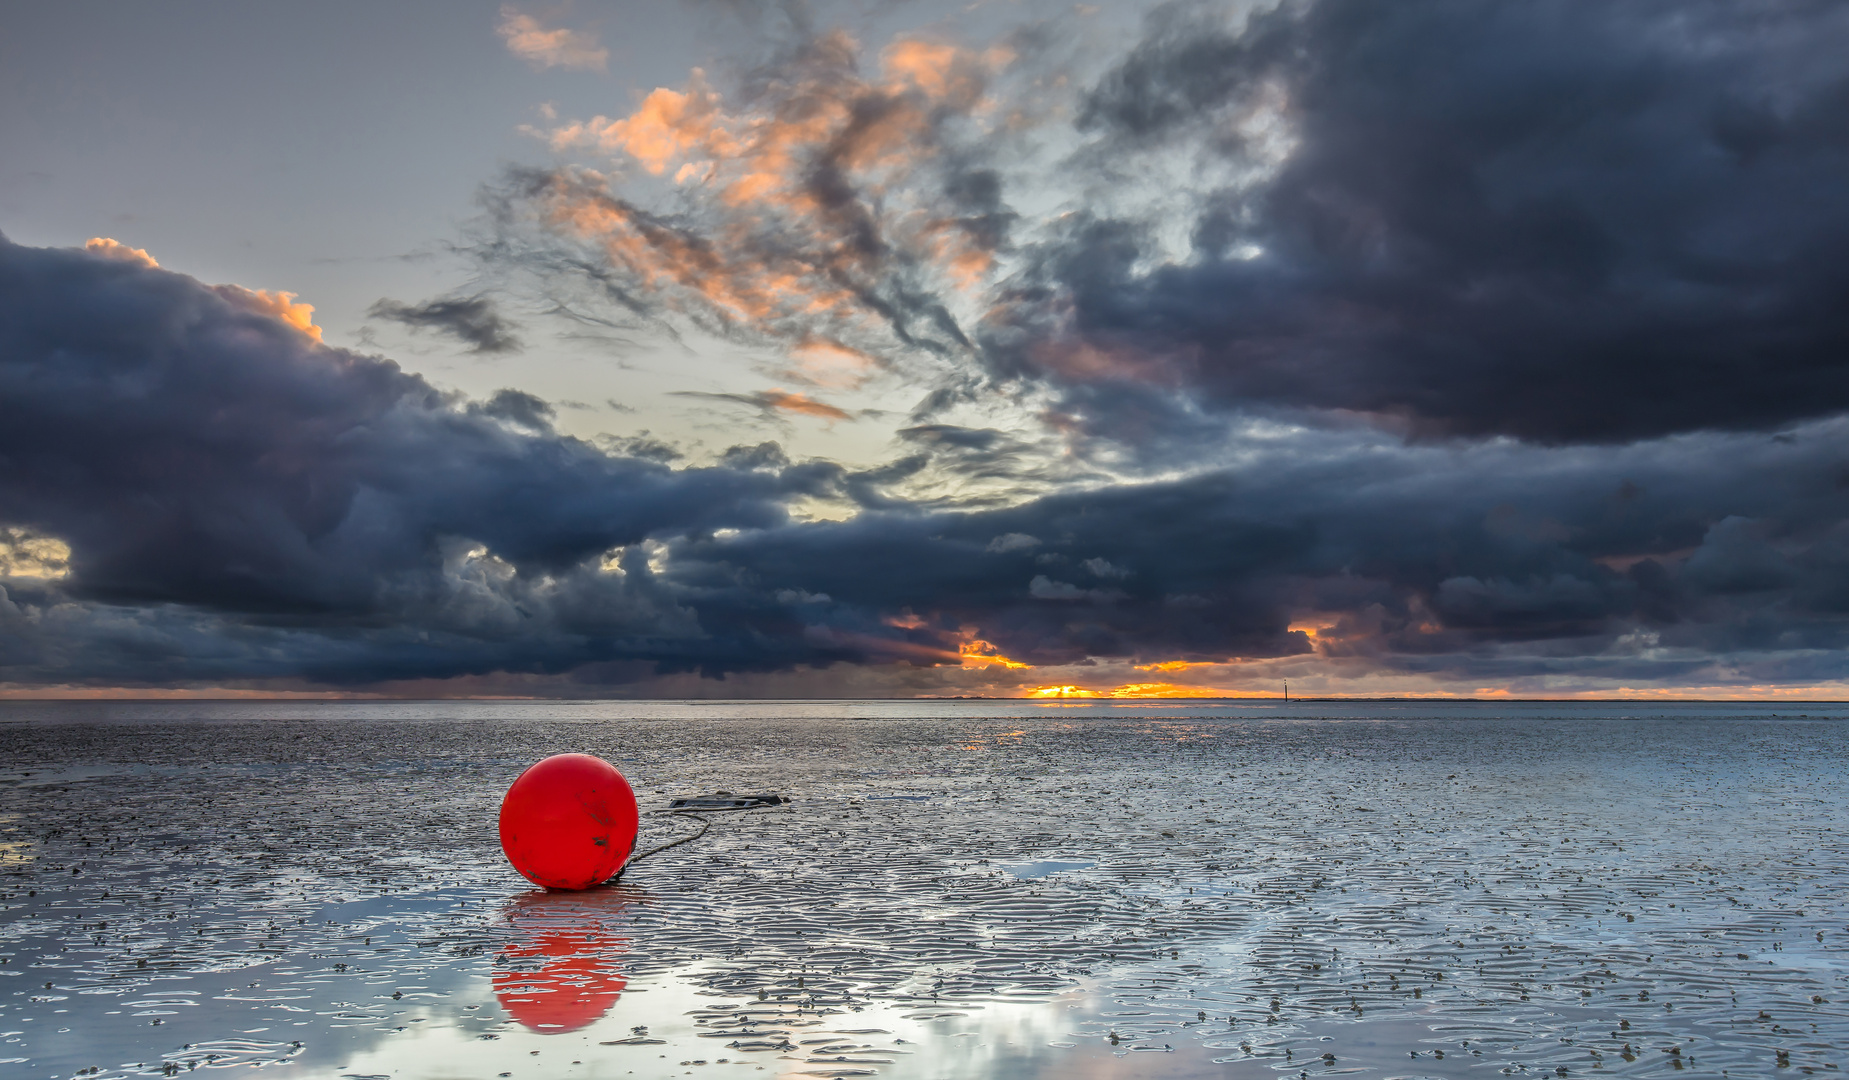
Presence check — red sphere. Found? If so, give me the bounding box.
[498,753,639,890]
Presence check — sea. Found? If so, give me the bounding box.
[0,699,1844,1079]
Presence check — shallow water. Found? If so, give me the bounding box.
[1,700,1845,1079]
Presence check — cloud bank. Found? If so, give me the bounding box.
[6,232,1849,696]
[7,0,1849,696]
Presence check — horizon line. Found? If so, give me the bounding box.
[1,694,1845,705]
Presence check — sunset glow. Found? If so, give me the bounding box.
[959,640,1031,670]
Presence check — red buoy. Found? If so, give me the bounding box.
[498,753,639,890]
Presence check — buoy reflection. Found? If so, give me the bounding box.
[492,884,648,1033]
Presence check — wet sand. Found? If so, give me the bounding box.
[1,700,1845,1079]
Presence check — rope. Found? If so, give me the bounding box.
[622,810,712,868]
[616,800,784,877]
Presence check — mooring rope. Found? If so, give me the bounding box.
[622,810,714,867]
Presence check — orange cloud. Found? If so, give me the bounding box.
[84,237,322,343]
[1105,682,1254,698]
[498,8,607,71]
[218,286,324,342]
[1019,680,1276,699]
[959,638,1030,669]
[882,40,964,99]
[787,339,880,389]
[565,80,724,173]
[537,175,862,328]
[529,30,1014,364]
[759,389,851,421]
[881,39,1014,104]
[676,387,853,423]
[84,237,157,268]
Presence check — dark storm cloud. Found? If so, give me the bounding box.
[368,295,522,353]
[650,423,1849,682]
[892,422,1108,495]
[0,239,798,609]
[7,232,1849,690]
[1012,0,1849,443]
[490,0,1849,449]
[0,236,835,684]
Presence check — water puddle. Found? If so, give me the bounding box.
[999,860,1095,881]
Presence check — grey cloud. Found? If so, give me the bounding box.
[1029,575,1124,603]
[473,388,555,431]
[670,389,854,424]
[1028,575,1084,600]
[598,432,683,464]
[901,425,1006,451]
[368,295,522,353]
[987,532,1040,553]
[0,236,822,685]
[1015,0,1849,444]
[641,418,1849,682]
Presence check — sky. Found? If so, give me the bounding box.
[4,0,1849,699]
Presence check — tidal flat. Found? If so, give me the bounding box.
[0,700,1844,1080]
